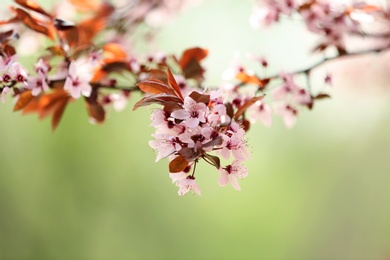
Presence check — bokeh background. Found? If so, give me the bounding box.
[1,0,390,259]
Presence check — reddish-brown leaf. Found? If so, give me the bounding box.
[2,44,16,56]
[133,93,183,110]
[13,90,33,111]
[38,90,69,119]
[69,0,100,12]
[167,68,184,101]
[169,155,189,173]
[237,72,259,84]
[77,2,114,45]
[189,91,210,105]
[21,89,71,131]
[312,43,328,53]
[91,62,130,82]
[137,79,175,96]
[179,47,208,69]
[183,57,204,80]
[234,96,264,120]
[145,69,167,80]
[46,46,65,56]
[51,96,70,131]
[15,0,52,17]
[298,0,315,11]
[54,18,79,48]
[241,119,251,132]
[103,43,128,63]
[8,7,56,39]
[0,30,14,43]
[314,93,331,100]
[179,47,208,80]
[225,102,234,119]
[85,100,105,124]
[346,4,381,14]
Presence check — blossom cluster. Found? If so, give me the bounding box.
[251,0,385,51]
[146,84,250,195]
[1,0,389,195]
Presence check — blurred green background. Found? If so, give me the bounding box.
[1,0,390,259]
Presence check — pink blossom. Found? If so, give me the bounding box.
[248,100,272,127]
[250,0,296,28]
[220,127,250,161]
[208,103,228,126]
[0,55,16,72]
[178,126,221,153]
[176,176,201,196]
[218,160,248,191]
[250,5,279,28]
[9,62,28,85]
[149,133,182,162]
[1,86,11,104]
[292,88,312,105]
[102,92,129,112]
[169,171,189,184]
[275,104,298,128]
[63,61,92,99]
[272,73,299,100]
[171,96,207,128]
[150,109,186,135]
[129,58,140,74]
[35,59,50,75]
[27,72,49,96]
[325,74,332,86]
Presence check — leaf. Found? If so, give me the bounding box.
[53,18,76,31]
[346,4,381,14]
[51,96,69,131]
[46,46,66,56]
[6,7,56,39]
[91,62,130,82]
[77,2,114,45]
[225,102,234,119]
[167,68,184,101]
[179,47,208,80]
[2,45,16,56]
[241,119,250,132]
[178,147,199,161]
[103,43,128,63]
[169,155,189,173]
[202,153,220,170]
[85,99,105,124]
[314,93,331,100]
[133,93,183,110]
[182,57,203,80]
[298,0,316,11]
[179,47,208,69]
[21,89,71,131]
[13,90,33,111]
[69,0,100,12]
[0,30,15,43]
[236,72,270,88]
[234,96,264,120]
[203,136,223,148]
[15,0,52,17]
[137,79,175,96]
[189,91,210,105]
[312,43,328,53]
